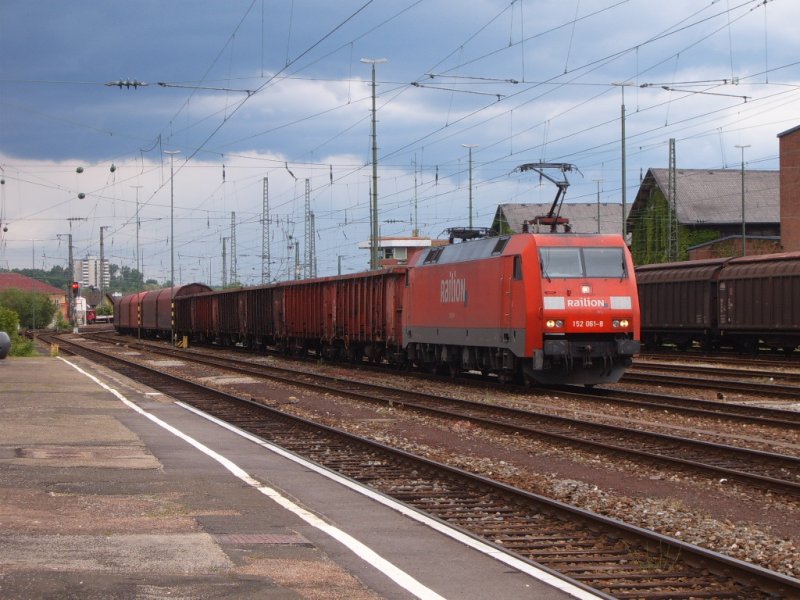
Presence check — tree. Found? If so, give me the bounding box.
[0,289,58,329]
[0,306,36,356]
[110,264,145,293]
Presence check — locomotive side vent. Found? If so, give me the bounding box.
[423,247,444,264]
[491,237,510,255]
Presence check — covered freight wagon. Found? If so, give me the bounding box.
[114,291,147,334]
[115,284,211,338]
[717,252,800,353]
[636,258,728,350]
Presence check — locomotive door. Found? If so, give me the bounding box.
[500,255,514,337]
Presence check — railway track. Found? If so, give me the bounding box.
[622,367,800,400]
[632,359,800,384]
[46,332,800,599]
[87,330,800,428]
[75,333,800,496]
[639,351,799,372]
[583,386,800,428]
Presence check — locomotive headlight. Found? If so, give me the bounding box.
[612,319,630,328]
[546,319,564,328]
[581,284,592,294]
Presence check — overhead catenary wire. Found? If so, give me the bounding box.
[1,0,792,281]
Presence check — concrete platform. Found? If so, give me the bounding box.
[0,355,601,600]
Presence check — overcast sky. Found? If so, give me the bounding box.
[1,0,798,284]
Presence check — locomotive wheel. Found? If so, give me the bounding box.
[522,372,535,388]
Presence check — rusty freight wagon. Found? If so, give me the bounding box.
[273,268,407,361]
[172,269,407,362]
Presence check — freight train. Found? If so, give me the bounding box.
[636,251,800,354]
[115,232,641,386]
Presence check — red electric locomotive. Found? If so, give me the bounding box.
[403,232,640,385]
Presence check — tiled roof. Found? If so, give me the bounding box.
[639,168,779,225]
[492,202,627,235]
[0,272,66,295]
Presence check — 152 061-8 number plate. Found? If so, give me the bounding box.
[572,320,604,328]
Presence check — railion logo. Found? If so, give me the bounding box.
[566,298,607,308]
[440,271,466,304]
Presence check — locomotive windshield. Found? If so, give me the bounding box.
[539,247,626,279]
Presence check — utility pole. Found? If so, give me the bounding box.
[262,177,270,284]
[164,150,180,343]
[361,57,387,270]
[31,240,36,329]
[131,185,143,287]
[131,184,143,340]
[294,239,301,280]
[57,231,73,329]
[667,139,679,261]
[612,82,634,240]
[593,179,603,234]
[64,217,87,331]
[230,212,237,284]
[222,237,228,287]
[303,179,316,279]
[99,226,110,301]
[735,144,751,256]
[462,144,478,229]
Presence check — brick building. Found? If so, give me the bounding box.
[778,125,800,252]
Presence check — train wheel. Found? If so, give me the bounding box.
[522,372,535,388]
[345,347,358,364]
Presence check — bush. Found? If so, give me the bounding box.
[0,289,57,329]
[0,306,37,357]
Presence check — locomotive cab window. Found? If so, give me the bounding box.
[583,248,626,278]
[540,247,626,278]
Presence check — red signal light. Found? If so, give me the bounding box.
[71,282,80,296]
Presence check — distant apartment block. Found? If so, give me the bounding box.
[73,255,110,289]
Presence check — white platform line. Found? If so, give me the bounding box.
[176,401,603,600]
[60,357,446,600]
